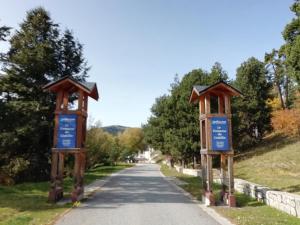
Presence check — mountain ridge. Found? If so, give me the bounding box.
[102,125,129,135]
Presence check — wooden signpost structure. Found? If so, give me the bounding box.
[190,81,241,207]
[43,76,99,202]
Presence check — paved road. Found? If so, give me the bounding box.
[56,164,220,225]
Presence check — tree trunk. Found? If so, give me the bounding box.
[276,82,285,109]
[285,75,289,108]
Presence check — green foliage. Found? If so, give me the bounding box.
[233,57,272,149]
[85,122,124,166]
[86,127,113,167]
[0,7,89,182]
[144,63,229,165]
[0,23,10,63]
[0,25,10,41]
[86,124,145,165]
[281,0,300,85]
[118,128,146,160]
[265,49,291,109]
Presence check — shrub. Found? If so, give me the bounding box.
[272,109,300,136]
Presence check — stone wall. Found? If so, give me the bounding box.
[172,165,300,218]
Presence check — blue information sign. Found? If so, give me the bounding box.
[57,114,77,149]
[211,117,229,151]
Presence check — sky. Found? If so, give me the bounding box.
[0,0,295,127]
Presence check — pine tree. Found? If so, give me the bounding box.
[0,8,89,181]
[233,57,272,148]
[281,0,300,85]
[144,64,229,166]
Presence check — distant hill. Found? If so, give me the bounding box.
[102,125,129,135]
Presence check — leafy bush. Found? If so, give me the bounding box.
[272,109,300,136]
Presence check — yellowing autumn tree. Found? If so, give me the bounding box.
[118,128,146,160]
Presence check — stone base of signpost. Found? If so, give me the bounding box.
[71,188,84,202]
[203,191,215,206]
[228,194,236,207]
[48,187,63,203]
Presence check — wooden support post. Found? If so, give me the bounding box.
[63,92,69,110]
[228,155,234,194]
[205,95,210,114]
[200,119,203,149]
[84,95,88,111]
[58,153,64,190]
[206,118,211,150]
[77,116,83,148]
[206,155,213,191]
[205,155,215,206]
[220,154,227,202]
[201,154,207,191]
[218,94,224,114]
[78,90,83,110]
[228,155,236,207]
[56,91,63,110]
[80,152,86,188]
[72,152,81,202]
[48,152,58,202]
[224,95,231,114]
[53,115,59,148]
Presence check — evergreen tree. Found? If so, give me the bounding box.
[0,8,89,181]
[281,0,300,85]
[144,63,229,166]
[265,49,287,109]
[233,57,272,148]
[209,62,229,83]
[0,23,10,64]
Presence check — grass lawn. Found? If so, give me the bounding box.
[0,164,132,225]
[160,164,300,225]
[235,135,300,194]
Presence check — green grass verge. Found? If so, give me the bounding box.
[235,135,300,194]
[0,164,132,225]
[160,164,300,225]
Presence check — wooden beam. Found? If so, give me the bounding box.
[201,154,207,191]
[206,155,213,191]
[84,94,88,111]
[221,154,227,189]
[77,115,83,148]
[56,91,63,110]
[218,94,225,114]
[78,90,83,110]
[50,152,58,186]
[63,91,69,110]
[224,94,231,114]
[228,155,234,194]
[58,152,64,190]
[205,95,210,114]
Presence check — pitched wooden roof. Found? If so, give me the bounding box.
[189,81,241,103]
[43,76,99,100]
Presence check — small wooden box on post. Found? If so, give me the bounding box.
[43,76,99,203]
[189,81,241,207]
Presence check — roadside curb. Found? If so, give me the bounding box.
[159,167,234,225]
